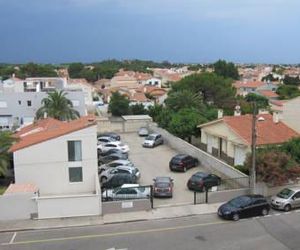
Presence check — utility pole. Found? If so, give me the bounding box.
[251,102,257,194]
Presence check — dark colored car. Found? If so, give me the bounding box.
[153,177,174,198]
[218,195,270,221]
[101,173,136,189]
[169,154,199,172]
[98,132,121,141]
[98,153,127,165]
[98,148,128,159]
[187,172,221,192]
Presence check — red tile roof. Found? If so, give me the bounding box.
[234,81,265,89]
[4,183,38,194]
[10,116,96,152]
[258,90,279,98]
[223,114,299,146]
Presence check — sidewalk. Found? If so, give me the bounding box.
[0,202,222,233]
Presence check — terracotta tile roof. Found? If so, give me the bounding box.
[269,99,284,107]
[10,116,96,152]
[258,90,279,98]
[4,183,38,194]
[130,92,148,102]
[223,114,299,146]
[234,81,265,89]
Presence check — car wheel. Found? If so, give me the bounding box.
[284,204,292,212]
[261,208,269,216]
[232,213,239,221]
[100,176,107,183]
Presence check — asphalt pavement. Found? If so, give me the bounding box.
[1,209,300,250]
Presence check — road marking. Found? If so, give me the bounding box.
[1,220,230,246]
[9,232,17,244]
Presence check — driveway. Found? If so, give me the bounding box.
[121,132,207,207]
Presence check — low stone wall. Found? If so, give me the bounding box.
[149,123,247,180]
[102,199,151,214]
[256,182,300,197]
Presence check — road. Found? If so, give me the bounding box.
[1,210,300,250]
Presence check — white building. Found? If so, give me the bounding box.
[9,116,102,219]
[146,77,162,88]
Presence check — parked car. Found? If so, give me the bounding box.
[98,159,135,173]
[187,172,221,192]
[138,127,149,137]
[97,136,116,145]
[169,154,199,172]
[101,173,136,189]
[153,177,174,198]
[98,132,121,141]
[99,165,140,183]
[218,195,270,221]
[142,133,163,148]
[102,184,150,201]
[271,187,300,211]
[98,153,128,165]
[98,148,128,159]
[100,141,129,153]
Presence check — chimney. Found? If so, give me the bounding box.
[234,105,241,116]
[258,109,269,115]
[273,112,279,124]
[217,109,223,119]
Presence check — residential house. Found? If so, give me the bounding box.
[9,116,101,219]
[0,77,86,130]
[146,77,162,88]
[198,113,299,166]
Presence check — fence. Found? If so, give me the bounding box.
[194,177,250,204]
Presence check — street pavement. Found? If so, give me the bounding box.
[1,209,300,250]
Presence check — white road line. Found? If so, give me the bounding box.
[9,232,17,244]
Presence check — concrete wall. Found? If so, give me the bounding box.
[282,97,300,133]
[102,199,151,214]
[256,182,300,197]
[14,125,98,196]
[0,193,37,220]
[149,123,247,179]
[37,194,101,219]
[207,188,250,204]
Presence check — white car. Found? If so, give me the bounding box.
[97,136,116,145]
[102,184,150,201]
[98,159,135,173]
[100,141,130,153]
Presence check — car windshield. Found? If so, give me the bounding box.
[146,135,155,140]
[277,188,294,199]
[228,196,251,208]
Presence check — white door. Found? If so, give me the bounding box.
[207,135,213,154]
[234,146,246,165]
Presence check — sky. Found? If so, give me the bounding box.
[0,0,300,64]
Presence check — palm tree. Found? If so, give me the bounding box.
[0,131,16,176]
[36,90,80,121]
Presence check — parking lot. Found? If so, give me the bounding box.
[121,132,207,207]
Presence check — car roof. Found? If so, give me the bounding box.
[105,141,122,145]
[154,177,172,182]
[193,172,209,177]
[110,159,131,164]
[98,136,113,140]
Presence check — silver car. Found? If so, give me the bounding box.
[271,187,300,211]
[142,133,163,148]
[99,165,140,183]
[102,184,150,201]
[98,159,134,173]
[138,127,149,137]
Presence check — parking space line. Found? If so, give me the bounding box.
[9,232,17,244]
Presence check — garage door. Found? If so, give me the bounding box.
[234,146,246,166]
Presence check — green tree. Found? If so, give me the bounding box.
[108,92,130,116]
[213,60,239,80]
[148,104,163,122]
[17,63,57,78]
[36,90,80,121]
[168,108,207,142]
[244,149,300,186]
[130,103,147,115]
[245,93,269,110]
[276,85,300,99]
[165,90,203,112]
[68,63,85,78]
[282,138,300,164]
[0,131,16,176]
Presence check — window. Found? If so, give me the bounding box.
[294,192,300,199]
[69,167,83,182]
[18,100,21,105]
[68,141,82,161]
[0,101,7,108]
[27,100,32,107]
